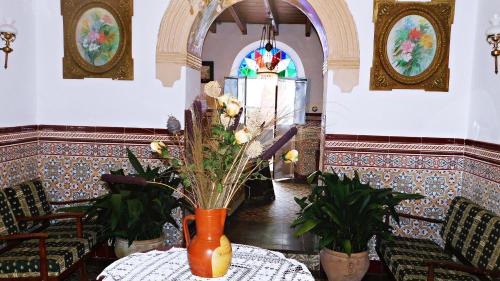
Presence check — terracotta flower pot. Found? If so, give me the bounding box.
[320,248,369,281]
[183,208,232,278]
[114,236,164,258]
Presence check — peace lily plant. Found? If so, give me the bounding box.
[150,81,299,210]
[292,171,424,281]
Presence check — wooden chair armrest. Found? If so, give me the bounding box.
[17,213,85,239]
[0,233,49,280]
[0,232,48,241]
[16,212,86,222]
[49,198,98,205]
[397,213,444,224]
[101,174,148,186]
[426,260,500,281]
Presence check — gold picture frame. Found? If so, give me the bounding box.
[61,0,133,80]
[370,0,455,91]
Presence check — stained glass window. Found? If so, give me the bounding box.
[238,47,298,78]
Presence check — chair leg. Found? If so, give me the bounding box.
[79,259,88,281]
[427,264,435,281]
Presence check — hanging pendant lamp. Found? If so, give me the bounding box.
[259,24,280,71]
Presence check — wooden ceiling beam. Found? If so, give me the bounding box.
[305,19,311,37]
[263,0,279,34]
[228,6,247,35]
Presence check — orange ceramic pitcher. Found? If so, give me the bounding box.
[183,208,232,278]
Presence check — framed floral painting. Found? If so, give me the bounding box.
[370,0,455,91]
[62,0,133,80]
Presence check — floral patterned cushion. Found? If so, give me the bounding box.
[0,237,89,278]
[45,219,109,249]
[0,190,19,236]
[3,179,53,231]
[377,236,484,281]
[441,196,500,271]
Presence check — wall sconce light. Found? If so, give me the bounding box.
[486,14,500,74]
[0,18,17,69]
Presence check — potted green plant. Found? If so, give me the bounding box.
[292,171,424,281]
[89,148,189,258]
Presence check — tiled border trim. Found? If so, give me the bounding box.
[0,125,182,145]
[325,134,500,165]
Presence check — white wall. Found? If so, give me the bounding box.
[468,0,500,144]
[34,0,187,128]
[202,23,324,113]
[324,0,478,138]
[0,0,36,127]
[5,0,491,142]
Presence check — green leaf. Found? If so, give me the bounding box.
[110,194,122,230]
[307,171,321,185]
[293,219,319,237]
[342,239,352,256]
[319,234,335,249]
[291,216,307,227]
[127,148,146,176]
[127,199,143,225]
[321,204,342,226]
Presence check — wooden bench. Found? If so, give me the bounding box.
[377,196,500,281]
[0,179,107,281]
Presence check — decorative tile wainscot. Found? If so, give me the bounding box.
[323,135,500,258]
[0,125,183,244]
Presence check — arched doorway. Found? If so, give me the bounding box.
[155,0,360,94]
[154,0,361,259]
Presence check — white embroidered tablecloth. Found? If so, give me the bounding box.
[98,244,315,281]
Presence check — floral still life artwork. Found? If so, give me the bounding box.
[76,8,121,66]
[387,15,437,77]
[370,0,455,91]
[62,0,133,80]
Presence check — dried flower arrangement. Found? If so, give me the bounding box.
[151,81,299,210]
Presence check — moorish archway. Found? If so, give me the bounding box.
[155,0,360,93]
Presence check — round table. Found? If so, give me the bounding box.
[98,244,315,281]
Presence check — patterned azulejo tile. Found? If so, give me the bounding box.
[463,157,500,183]
[461,170,500,214]
[38,153,171,201]
[0,141,38,163]
[0,156,38,188]
[326,165,457,245]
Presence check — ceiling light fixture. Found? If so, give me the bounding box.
[259,23,279,71]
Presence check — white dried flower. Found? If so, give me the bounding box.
[220,114,233,129]
[225,98,242,117]
[150,141,166,154]
[246,110,265,134]
[217,94,231,107]
[204,81,222,98]
[235,128,251,145]
[246,141,263,158]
